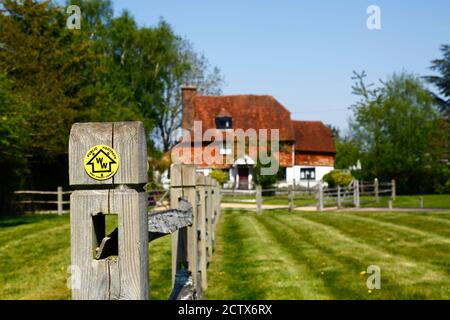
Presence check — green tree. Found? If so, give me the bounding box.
[0,0,223,213]
[151,33,224,152]
[0,73,30,212]
[425,44,450,113]
[334,137,362,171]
[0,0,110,200]
[253,157,281,191]
[349,71,448,193]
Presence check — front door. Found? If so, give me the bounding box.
[238,167,249,189]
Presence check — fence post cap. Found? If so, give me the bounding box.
[196,173,206,186]
[170,164,196,187]
[69,121,147,187]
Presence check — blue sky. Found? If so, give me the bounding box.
[111,0,450,132]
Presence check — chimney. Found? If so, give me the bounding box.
[181,85,197,131]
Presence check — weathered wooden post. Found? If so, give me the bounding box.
[357,180,361,207]
[195,174,207,291]
[57,186,63,215]
[69,121,148,300]
[288,185,294,212]
[170,164,198,290]
[419,196,423,209]
[205,176,213,262]
[388,199,393,210]
[215,180,222,222]
[374,178,379,203]
[353,180,360,208]
[211,179,219,249]
[316,181,324,212]
[256,185,262,215]
[337,185,341,209]
[391,179,396,201]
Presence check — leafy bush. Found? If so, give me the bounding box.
[323,170,353,188]
[253,158,282,194]
[210,170,229,185]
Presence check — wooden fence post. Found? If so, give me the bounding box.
[391,179,396,201]
[57,186,63,215]
[215,181,222,222]
[69,121,148,300]
[195,174,207,292]
[170,164,198,291]
[205,176,213,262]
[211,179,219,250]
[256,185,262,215]
[374,178,379,203]
[353,180,360,208]
[316,181,324,212]
[419,196,423,209]
[388,199,393,210]
[337,185,341,209]
[288,185,294,212]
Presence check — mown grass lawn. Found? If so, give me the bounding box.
[205,209,450,299]
[1,209,450,299]
[0,214,172,300]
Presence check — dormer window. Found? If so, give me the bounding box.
[215,117,232,129]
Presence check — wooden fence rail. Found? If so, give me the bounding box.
[13,187,71,215]
[220,178,396,213]
[317,179,396,211]
[68,121,220,300]
[13,187,170,215]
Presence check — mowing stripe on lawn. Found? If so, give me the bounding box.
[205,210,267,299]
[347,211,450,236]
[335,213,450,244]
[205,210,330,299]
[282,213,448,280]
[300,212,450,277]
[273,213,450,299]
[247,214,331,299]
[0,223,71,300]
[0,224,69,251]
[259,214,370,299]
[0,217,68,247]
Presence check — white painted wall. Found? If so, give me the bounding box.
[286,165,334,187]
[196,168,212,176]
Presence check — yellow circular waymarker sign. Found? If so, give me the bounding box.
[84,145,120,181]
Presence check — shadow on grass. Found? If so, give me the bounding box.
[0,214,61,228]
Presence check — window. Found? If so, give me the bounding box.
[300,168,316,180]
[215,117,232,129]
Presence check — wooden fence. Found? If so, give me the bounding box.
[221,178,396,213]
[13,187,71,215]
[317,179,396,211]
[68,121,220,300]
[169,164,221,298]
[222,186,317,214]
[12,187,170,215]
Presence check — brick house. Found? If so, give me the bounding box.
[178,86,336,189]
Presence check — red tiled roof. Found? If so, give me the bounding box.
[292,121,336,153]
[193,95,295,141]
